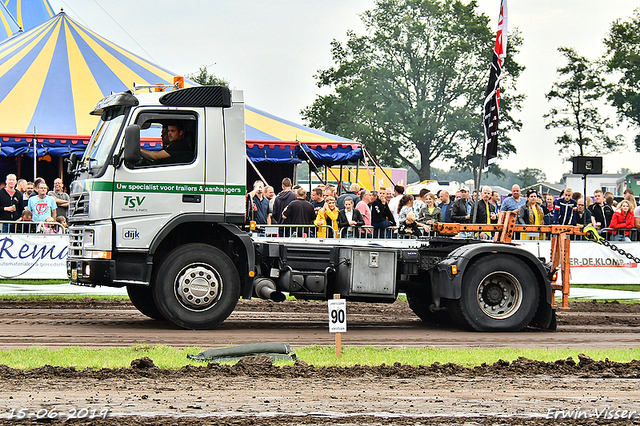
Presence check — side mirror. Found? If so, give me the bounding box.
[66,153,77,174]
[124,124,141,164]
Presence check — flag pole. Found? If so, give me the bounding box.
[474,0,507,224]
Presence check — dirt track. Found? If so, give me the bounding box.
[0,299,639,425]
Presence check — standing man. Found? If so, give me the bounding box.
[247,180,270,225]
[490,191,501,212]
[588,189,614,230]
[310,187,325,215]
[48,178,70,220]
[470,186,498,224]
[370,187,396,238]
[500,184,525,212]
[281,187,316,236]
[388,184,405,226]
[336,183,361,210]
[28,182,57,222]
[553,188,577,226]
[23,181,34,201]
[438,190,452,223]
[451,186,471,223]
[16,179,27,200]
[356,189,373,235]
[1,174,23,232]
[272,178,297,224]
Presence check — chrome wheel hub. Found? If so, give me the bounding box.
[175,264,221,311]
[476,271,522,319]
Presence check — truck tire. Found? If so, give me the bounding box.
[127,285,165,321]
[406,290,444,324]
[153,243,240,330]
[455,255,539,332]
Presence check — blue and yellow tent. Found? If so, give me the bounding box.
[1,3,19,41]
[0,11,359,165]
[4,0,53,32]
[0,11,193,136]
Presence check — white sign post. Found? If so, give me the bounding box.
[328,294,346,357]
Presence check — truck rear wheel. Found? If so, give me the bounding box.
[127,285,165,321]
[153,243,240,330]
[406,290,445,324]
[455,255,539,331]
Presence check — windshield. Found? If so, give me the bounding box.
[82,106,129,171]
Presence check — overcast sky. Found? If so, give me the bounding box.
[51,0,640,183]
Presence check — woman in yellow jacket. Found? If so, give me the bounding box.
[314,196,340,238]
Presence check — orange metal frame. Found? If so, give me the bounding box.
[431,211,584,310]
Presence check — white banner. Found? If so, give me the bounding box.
[0,234,68,279]
[518,240,640,285]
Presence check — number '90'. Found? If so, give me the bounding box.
[331,309,345,323]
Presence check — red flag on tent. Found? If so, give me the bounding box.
[482,0,508,171]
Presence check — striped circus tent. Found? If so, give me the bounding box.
[0,11,194,137]
[0,3,20,40]
[0,11,358,170]
[4,0,53,32]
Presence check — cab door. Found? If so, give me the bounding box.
[112,108,205,251]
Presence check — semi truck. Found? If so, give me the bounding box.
[66,85,558,332]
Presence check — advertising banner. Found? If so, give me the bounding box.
[0,234,68,279]
[519,240,640,285]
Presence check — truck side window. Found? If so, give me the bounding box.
[136,115,197,167]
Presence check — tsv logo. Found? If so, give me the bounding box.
[123,195,145,208]
[123,228,140,240]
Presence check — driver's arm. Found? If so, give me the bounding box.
[140,148,171,161]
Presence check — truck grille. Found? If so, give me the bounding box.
[69,192,89,217]
[68,227,85,257]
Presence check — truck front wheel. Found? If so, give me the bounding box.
[455,255,539,331]
[153,243,240,330]
[127,285,165,321]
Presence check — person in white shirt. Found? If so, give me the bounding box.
[388,184,405,226]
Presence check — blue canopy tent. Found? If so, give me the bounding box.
[245,105,361,166]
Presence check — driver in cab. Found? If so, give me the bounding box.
[140,121,192,164]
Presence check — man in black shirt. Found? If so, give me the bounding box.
[141,122,192,164]
[281,188,316,237]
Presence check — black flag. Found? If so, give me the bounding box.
[482,0,507,171]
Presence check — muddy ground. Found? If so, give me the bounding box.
[0,299,639,425]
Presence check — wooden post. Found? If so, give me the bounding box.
[334,294,342,358]
[561,235,571,310]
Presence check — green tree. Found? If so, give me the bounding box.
[186,65,229,86]
[302,0,523,181]
[544,47,624,159]
[603,9,640,150]
[516,167,546,188]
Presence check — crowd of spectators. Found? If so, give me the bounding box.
[246,177,640,241]
[0,174,69,233]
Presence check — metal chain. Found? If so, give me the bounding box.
[600,239,640,264]
[582,225,640,263]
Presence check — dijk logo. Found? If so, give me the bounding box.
[123,228,140,240]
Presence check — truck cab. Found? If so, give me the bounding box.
[67,86,255,328]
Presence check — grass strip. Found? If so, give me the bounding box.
[0,295,128,301]
[0,345,638,370]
